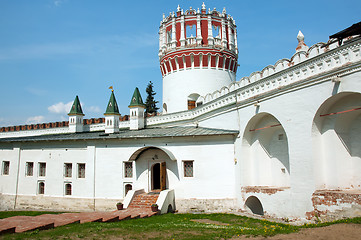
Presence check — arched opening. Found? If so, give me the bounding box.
[188,93,200,110]
[245,196,264,215]
[242,113,290,187]
[163,103,168,114]
[128,146,178,193]
[312,92,361,190]
[65,183,72,196]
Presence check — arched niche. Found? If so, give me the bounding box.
[312,92,361,190]
[245,196,264,215]
[241,113,290,187]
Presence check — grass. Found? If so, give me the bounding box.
[1,211,360,240]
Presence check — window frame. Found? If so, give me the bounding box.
[183,160,194,178]
[77,163,86,178]
[64,163,72,178]
[38,181,45,195]
[124,161,133,178]
[2,161,10,175]
[25,162,34,176]
[65,183,72,196]
[38,162,46,177]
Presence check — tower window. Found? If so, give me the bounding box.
[26,162,34,176]
[2,161,10,175]
[188,100,196,110]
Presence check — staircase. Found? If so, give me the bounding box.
[0,208,157,235]
[128,192,159,209]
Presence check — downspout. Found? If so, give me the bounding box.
[14,146,21,209]
[93,145,96,211]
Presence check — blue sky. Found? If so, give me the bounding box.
[0,0,360,127]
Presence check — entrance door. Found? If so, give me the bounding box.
[160,162,166,190]
[152,162,167,190]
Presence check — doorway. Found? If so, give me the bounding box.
[152,162,166,190]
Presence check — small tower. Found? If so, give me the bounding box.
[68,95,84,133]
[296,31,309,52]
[104,90,120,134]
[129,87,146,130]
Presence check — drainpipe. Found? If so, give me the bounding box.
[92,145,96,211]
[14,146,21,209]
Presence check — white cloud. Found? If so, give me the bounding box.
[86,106,101,113]
[54,0,65,7]
[26,116,45,124]
[48,101,73,114]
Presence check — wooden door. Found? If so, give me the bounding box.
[160,162,166,190]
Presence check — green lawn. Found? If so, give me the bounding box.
[1,211,360,240]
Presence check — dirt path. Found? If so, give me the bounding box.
[232,223,361,240]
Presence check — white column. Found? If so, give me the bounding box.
[180,15,186,47]
[221,18,227,48]
[228,20,235,51]
[171,17,177,49]
[158,24,163,56]
[207,15,214,46]
[196,14,202,45]
[162,24,166,53]
[234,28,238,54]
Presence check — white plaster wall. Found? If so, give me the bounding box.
[163,69,235,113]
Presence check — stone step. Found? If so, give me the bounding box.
[0,208,158,236]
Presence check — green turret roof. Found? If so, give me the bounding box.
[68,96,84,116]
[129,87,145,108]
[104,91,120,115]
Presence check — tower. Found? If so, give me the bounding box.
[159,3,238,113]
[68,95,84,133]
[129,87,146,130]
[104,90,120,134]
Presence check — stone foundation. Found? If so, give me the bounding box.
[175,198,238,213]
[0,194,123,212]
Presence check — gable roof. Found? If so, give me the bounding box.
[129,87,145,108]
[104,91,120,115]
[68,96,84,116]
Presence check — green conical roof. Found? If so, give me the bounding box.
[104,91,120,115]
[129,87,145,108]
[68,95,84,116]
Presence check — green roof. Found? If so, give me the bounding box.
[105,91,120,115]
[129,87,145,108]
[68,96,84,116]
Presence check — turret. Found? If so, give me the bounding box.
[159,3,238,113]
[68,95,84,133]
[129,87,146,130]
[104,90,120,134]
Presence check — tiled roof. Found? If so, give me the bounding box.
[104,91,120,115]
[129,87,145,107]
[68,96,84,116]
[0,127,239,142]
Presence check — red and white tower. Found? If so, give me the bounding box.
[159,3,238,114]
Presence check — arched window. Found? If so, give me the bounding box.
[125,184,132,196]
[65,183,72,195]
[38,182,45,195]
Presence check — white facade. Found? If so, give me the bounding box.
[0,4,361,221]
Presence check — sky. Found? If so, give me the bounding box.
[0,0,360,127]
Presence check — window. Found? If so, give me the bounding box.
[39,162,46,177]
[64,163,72,177]
[65,183,72,195]
[38,182,45,194]
[188,100,196,110]
[78,163,85,178]
[26,162,34,176]
[124,162,133,178]
[2,161,10,175]
[125,184,132,196]
[183,161,193,177]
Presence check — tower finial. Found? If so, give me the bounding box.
[109,86,114,92]
[296,30,309,52]
[222,7,226,15]
[202,2,206,10]
[177,4,180,12]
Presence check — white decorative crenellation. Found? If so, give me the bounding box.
[146,37,361,127]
